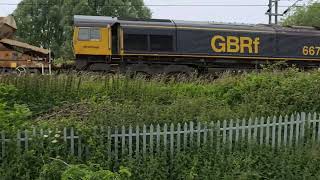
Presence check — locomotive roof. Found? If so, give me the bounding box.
[74,15,320,35]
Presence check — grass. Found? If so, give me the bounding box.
[1,68,320,128]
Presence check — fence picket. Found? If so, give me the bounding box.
[143,125,146,156]
[312,113,316,142]
[289,114,294,146]
[170,124,174,157]
[177,123,181,152]
[210,122,214,147]
[107,126,111,159]
[295,113,300,146]
[122,126,126,155]
[203,123,207,144]
[197,122,201,147]
[156,124,160,153]
[136,125,140,157]
[216,121,221,150]
[278,116,283,148]
[70,128,74,155]
[190,122,194,146]
[253,118,258,143]
[63,128,67,142]
[235,119,240,143]
[229,119,233,150]
[271,116,276,149]
[241,119,246,141]
[259,117,265,145]
[25,130,29,151]
[266,117,270,145]
[129,126,132,157]
[222,120,227,144]
[300,112,306,143]
[284,115,288,146]
[114,127,118,161]
[183,123,188,149]
[248,118,252,144]
[150,125,154,154]
[164,124,168,151]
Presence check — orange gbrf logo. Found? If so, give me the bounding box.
[211,35,260,54]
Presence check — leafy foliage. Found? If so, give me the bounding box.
[0,84,31,130]
[13,0,151,58]
[283,1,320,27]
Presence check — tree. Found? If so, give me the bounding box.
[282,1,320,27]
[13,0,151,58]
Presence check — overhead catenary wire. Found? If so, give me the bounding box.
[0,2,306,7]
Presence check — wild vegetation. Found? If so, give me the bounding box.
[1,69,320,179]
[2,68,320,129]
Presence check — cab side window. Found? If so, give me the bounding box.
[78,27,101,41]
[78,28,90,41]
[90,28,101,40]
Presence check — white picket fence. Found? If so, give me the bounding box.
[1,112,320,160]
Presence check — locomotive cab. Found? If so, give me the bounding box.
[73,26,112,56]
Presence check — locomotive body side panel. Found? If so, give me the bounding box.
[276,32,320,60]
[176,28,276,59]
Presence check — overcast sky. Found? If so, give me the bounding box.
[0,0,310,24]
